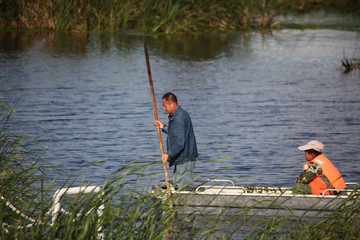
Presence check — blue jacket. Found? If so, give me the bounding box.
[162,106,198,167]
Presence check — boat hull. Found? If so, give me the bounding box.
[153,185,358,221]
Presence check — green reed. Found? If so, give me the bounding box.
[1,0,359,33]
[0,94,52,238]
[1,96,360,239]
[0,96,176,238]
[341,50,360,74]
[287,189,360,240]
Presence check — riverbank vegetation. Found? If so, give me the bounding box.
[1,97,360,239]
[342,51,360,74]
[1,0,359,34]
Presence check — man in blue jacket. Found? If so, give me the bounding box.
[155,92,198,190]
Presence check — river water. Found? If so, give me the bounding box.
[1,29,359,189]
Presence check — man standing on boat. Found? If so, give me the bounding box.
[293,140,346,195]
[155,92,198,191]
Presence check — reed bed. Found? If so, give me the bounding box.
[1,96,360,239]
[1,0,359,33]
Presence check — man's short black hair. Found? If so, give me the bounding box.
[306,149,322,156]
[162,92,178,105]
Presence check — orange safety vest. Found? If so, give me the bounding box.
[302,154,346,195]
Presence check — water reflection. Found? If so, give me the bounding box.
[44,33,88,55]
[1,31,256,62]
[0,31,43,53]
[143,32,253,61]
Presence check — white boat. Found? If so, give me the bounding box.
[152,180,360,221]
[2,186,105,239]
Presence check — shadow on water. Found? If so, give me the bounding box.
[0,31,255,62]
[0,32,86,55]
[141,32,253,61]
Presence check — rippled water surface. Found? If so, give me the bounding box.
[1,29,359,188]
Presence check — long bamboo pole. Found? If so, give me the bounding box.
[144,42,172,209]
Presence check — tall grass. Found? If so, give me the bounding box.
[1,96,360,239]
[1,0,359,33]
[341,50,360,74]
[287,189,360,239]
[0,96,179,238]
[0,94,52,238]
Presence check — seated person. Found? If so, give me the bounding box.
[293,140,346,195]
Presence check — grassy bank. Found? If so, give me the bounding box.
[0,0,359,34]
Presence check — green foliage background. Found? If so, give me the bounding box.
[1,0,359,34]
